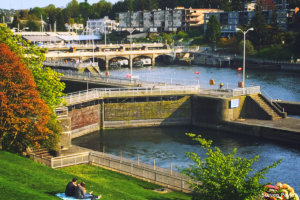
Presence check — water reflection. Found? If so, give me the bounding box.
[73,126,300,192]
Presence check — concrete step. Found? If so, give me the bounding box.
[251,95,281,119]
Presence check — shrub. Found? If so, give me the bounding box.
[181,133,282,200]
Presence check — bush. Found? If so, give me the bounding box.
[180,133,282,200]
[255,45,293,60]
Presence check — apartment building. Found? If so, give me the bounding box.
[87,17,118,34]
[118,7,220,33]
[184,8,221,29]
[203,9,290,36]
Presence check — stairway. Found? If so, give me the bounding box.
[87,65,100,75]
[33,148,53,160]
[251,94,282,120]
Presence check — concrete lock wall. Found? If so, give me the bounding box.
[68,104,100,138]
[191,95,247,125]
[104,96,191,128]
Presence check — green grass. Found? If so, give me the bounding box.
[0,151,191,200]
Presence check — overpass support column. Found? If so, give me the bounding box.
[129,54,133,79]
[105,57,109,74]
[152,54,155,67]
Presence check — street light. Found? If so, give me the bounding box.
[104,22,107,46]
[236,27,254,88]
[127,28,135,81]
[89,28,99,66]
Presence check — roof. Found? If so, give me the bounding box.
[23,35,63,42]
[58,35,101,41]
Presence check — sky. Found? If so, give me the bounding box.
[0,0,119,10]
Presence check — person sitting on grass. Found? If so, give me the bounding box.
[65,178,77,197]
[75,182,102,199]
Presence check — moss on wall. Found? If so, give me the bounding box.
[104,96,191,121]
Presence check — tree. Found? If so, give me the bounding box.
[26,18,40,31]
[0,43,52,153]
[238,39,256,56]
[249,4,268,49]
[181,134,282,200]
[0,25,65,151]
[66,0,79,19]
[204,15,221,47]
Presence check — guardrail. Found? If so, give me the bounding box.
[62,86,200,105]
[54,69,140,87]
[51,151,195,192]
[59,85,260,106]
[43,61,98,68]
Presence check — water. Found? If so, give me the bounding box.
[73,126,300,193]
[73,64,300,192]
[107,64,300,102]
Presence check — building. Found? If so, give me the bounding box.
[184,8,221,30]
[87,17,118,34]
[203,9,290,36]
[244,1,257,11]
[65,23,84,32]
[118,7,222,33]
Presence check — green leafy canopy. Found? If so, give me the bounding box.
[181,133,282,200]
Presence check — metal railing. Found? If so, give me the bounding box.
[54,69,141,87]
[43,61,99,68]
[59,85,261,106]
[62,86,200,105]
[51,151,195,192]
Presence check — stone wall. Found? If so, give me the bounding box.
[104,96,191,128]
[69,104,100,130]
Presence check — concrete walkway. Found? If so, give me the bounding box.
[59,145,91,157]
[234,117,300,133]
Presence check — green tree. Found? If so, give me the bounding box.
[249,4,268,49]
[66,0,79,19]
[79,0,92,20]
[237,39,256,56]
[204,15,221,48]
[26,17,40,31]
[181,133,282,200]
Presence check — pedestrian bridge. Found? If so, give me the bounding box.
[59,86,261,107]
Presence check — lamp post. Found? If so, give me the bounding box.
[104,22,106,46]
[127,28,134,81]
[236,27,254,88]
[89,28,99,66]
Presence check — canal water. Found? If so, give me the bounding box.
[73,126,300,193]
[72,64,300,192]
[107,64,300,102]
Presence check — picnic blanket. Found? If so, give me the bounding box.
[56,193,99,200]
[56,193,80,200]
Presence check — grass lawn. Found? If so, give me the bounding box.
[0,151,191,200]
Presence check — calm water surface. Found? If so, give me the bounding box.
[73,126,300,192]
[108,64,300,102]
[73,65,300,192]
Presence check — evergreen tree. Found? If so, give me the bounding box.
[249,4,268,49]
[204,15,221,47]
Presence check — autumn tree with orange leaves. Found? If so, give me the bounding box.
[0,43,52,153]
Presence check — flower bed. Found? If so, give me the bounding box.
[263,182,299,200]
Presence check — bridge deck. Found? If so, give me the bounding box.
[60,86,261,107]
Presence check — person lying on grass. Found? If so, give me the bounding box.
[75,182,102,199]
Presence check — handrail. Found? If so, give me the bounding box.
[261,89,285,113]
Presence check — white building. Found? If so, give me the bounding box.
[87,17,118,34]
[65,23,84,32]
